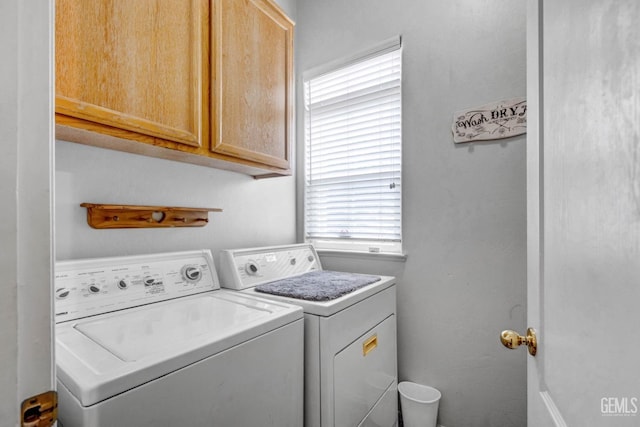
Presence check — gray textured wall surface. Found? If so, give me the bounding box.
[295,1,528,426]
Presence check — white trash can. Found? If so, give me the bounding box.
[398,381,441,427]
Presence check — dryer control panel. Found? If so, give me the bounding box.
[218,244,322,290]
[54,250,219,323]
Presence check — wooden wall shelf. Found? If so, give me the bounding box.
[80,203,222,229]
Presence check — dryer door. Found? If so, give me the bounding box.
[334,315,397,427]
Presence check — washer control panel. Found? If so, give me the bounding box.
[218,244,321,290]
[54,250,219,323]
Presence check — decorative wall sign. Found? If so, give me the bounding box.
[452,97,527,143]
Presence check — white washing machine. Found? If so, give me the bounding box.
[218,244,398,427]
[54,250,304,427]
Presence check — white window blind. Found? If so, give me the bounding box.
[304,42,402,253]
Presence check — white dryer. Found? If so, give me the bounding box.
[218,244,398,427]
[54,250,304,427]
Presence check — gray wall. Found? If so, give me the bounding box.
[55,0,297,262]
[295,1,527,426]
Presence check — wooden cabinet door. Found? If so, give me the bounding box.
[212,0,294,170]
[56,0,209,148]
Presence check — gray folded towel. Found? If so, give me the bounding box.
[255,270,381,301]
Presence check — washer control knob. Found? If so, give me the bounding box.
[55,288,70,300]
[88,284,101,294]
[308,255,314,262]
[245,261,259,275]
[143,276,155,286]
[182,265,202,283]
[290,258,297,265]
[117,279,129,290]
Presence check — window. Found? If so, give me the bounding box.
[303,38,402,254]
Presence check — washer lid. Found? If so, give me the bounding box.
[56,291,302,407]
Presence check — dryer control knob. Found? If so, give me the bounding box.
[182,265,202,283]
[245,262,259,275]
[117,279,129,290]
[143,276,156,286]
[88,284,101,294]
[55,288,70,300]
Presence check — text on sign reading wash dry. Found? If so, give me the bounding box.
[452,97,527,143]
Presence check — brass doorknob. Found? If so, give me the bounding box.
[500,328,537,356]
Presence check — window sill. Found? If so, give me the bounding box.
[316,249,407,262]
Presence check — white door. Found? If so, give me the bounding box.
[0,1,55,426]
[525,1,640,426]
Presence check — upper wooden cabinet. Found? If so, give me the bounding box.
[56,0,209,149]
[212,0,293,170]
[55,0,294,177]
